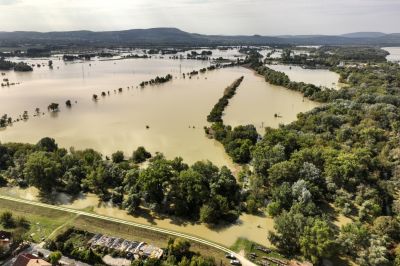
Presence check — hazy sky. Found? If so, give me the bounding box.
[0,0,399,35]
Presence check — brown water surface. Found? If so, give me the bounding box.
[1,58,317,165]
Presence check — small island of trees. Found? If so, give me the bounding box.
[0,58,33,72]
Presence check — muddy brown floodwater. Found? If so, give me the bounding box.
[267,64,341,90]
[1,58,318,166]
[0,56,330,247]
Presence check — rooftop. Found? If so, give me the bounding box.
[13,253,51,266]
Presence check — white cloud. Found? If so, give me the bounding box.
[0,0,20,5]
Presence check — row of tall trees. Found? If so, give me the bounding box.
[207,76,244,123]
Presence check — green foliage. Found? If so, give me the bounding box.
[24,151,61,193]
[275,46,389,68]
[0,58,33,71]
[358,200,382,223]
[207,124,259,164]
[0,211,15,228]
[0,173,7,186]
[129,156,240,223]
[111,151,124,163]
[1,137,241,224]
[356,235,390,266]
[207,77,244,123]
[299,219,337,264]
[162,238,216,266]
[14,62,33,72]
[0,114,12,128]
[48,251,62,264]
[246,61,400,264]
[46,228,103,265]
[268,209,308,254]
[257,66,338,102]
[139,74,173,88]
[167,238,191,260]
[132,146,152,163]
[36,137,58,152]
[372,216,400,241]
[47,103,59,112]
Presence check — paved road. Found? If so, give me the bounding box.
[0,195,255,266]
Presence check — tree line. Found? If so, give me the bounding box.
[0,58,33,72]
[0,138,241,225]
[207,76,244,123]
[267,46,389,68]
[204,76,259,164]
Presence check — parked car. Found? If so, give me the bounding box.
[230,259,241,265]
[226,253,236,259]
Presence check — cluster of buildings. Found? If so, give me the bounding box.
[1,230,50,266]
[13,254,51,266]
[89,234,163,259]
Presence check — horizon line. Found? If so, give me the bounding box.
[0,27,397,37]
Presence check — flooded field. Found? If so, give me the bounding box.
[0,57,317,166]
[267,64,341,90]
[223,68,319,130]
[0,56,349,247]
[383,47,400,62]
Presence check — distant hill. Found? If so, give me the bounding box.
[1,28,400,47]
[340,32,388,38]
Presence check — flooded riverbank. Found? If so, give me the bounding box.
[0,186,274,247]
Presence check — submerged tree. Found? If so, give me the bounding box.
[48,103,59,112]
[65,100,72,108]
